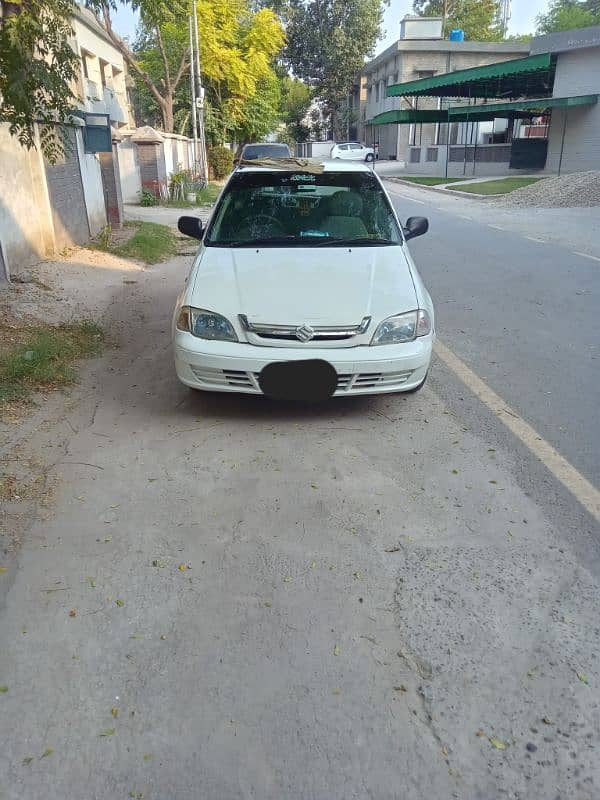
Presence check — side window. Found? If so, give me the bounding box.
[350,143,362,151]
[339,144,348,151]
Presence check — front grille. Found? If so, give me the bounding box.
[239,315,371,344]
[190,367,414,394]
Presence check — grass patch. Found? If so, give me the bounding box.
[398,177,466,186]
[91,221,179,264]
[447,177,545,195]
[0,321,104,403]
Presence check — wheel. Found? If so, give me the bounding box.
[365,153,375,163]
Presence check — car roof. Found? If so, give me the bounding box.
[236,159,373,174]
[241,142,289,148]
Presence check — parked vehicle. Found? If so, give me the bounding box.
[173,161,433,401]
[330,142,376,162]
[237,142,292,161]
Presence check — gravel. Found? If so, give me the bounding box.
[494,170,600,208]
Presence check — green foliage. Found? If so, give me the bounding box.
[140,188,159,206]
[279,76,312,143]
[448,177,546,194]
[236,73,282,143]
[412,0,503,40]
[535,0,599,33]
[208,146,234,179]
[285,0,386,139]
[0,321,104,402]
[0,0,80,161]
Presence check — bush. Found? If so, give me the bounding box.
[208,146,234,179]
[140,188,158,206]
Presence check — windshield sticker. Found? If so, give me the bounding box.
[290,173,316,182]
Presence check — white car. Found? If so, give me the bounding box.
[330,142,376,162]
[173,160,433,401]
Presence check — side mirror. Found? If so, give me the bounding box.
[178,216,204,241]
[403,216,429,241]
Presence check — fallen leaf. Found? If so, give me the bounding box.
[22,756,34,766]
[0,685,8,693]
[178,564,188,572]
[475,729,485,737]
[264,601,272,608]
[332,688,341,695]
[527,668,536,677]
[353,571,362,580]
[160,634,167,640]
[489,737,507,750]
[542,717,553,725]
[115,599,125,607]
[451,469,459,475]
[68,609,77,617]
[310,484,318,489]
[384,547,401,553]
[86,577,96,588]
[309,561,317,569]
[441,746,449,757]
[104,536,112,543]
[130,634,144,640]
[143,753,153,761]
[489,480,497,484]
[99,728,115,737]
[0,566,7,574]
[333,644,340,656]
[329,564,336,571]
[111,707,119,718]
[577,671,589,684]
[40,747,54,758]
[283,576,292,583]
[393,685,407,693]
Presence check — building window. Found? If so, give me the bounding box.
[415,69,435,78]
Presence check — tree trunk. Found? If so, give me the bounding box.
[161,95,174,133]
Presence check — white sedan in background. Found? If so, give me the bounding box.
[173,161,433,402]
[330,142,376,162]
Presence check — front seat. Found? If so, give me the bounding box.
[321,191,368,239]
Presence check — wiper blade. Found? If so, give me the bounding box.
[218,236,298,248]
[315,237,397,247]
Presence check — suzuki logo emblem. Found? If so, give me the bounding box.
[295,324,315,342]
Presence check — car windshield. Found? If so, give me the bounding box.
[241,144,290,160]
[204,170,402,247]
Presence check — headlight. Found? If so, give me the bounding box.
[371,309,431,345]
[176,306,238,342]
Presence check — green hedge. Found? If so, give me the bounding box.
[208,146,234,179]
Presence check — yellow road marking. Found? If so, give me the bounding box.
[434,340,600,521]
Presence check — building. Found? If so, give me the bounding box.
[369,23,600,176]
[358,16,529,163]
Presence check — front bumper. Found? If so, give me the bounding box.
[174,332,433,396]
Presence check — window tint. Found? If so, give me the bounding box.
[241,144,291,160]
[205,170,402,247]
[350,143,363,150]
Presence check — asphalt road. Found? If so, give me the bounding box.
[386,181,600,488]
[1,197,600,800]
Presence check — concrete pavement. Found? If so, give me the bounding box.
[1,212,599,798]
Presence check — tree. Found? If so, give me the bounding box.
[535,0,599,33]
[285,0,385,140]
[0,0,80,160]
[279,76,312,142]
[412,0,503,40]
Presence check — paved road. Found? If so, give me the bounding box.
[1,203,600,799]
[386,181,600,487]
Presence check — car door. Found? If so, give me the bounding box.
[349,143,365,160]
[336,144,350,159]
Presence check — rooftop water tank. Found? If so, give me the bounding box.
[449,29,465,41]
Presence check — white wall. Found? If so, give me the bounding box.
[545,48,600,173]
[75,130,107,236]
[116,137,142,203]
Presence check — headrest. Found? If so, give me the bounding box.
[327,191,363,217]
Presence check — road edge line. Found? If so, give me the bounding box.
[434,339,600,522]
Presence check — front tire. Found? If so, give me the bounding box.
[365,153,375,163]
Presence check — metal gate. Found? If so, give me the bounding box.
[44,126,90,250]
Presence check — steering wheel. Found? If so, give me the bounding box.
[249,214,286,233]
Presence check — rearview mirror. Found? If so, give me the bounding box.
[178,216,204,241]
[403,216,429,241]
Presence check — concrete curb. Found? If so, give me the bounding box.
[383,177,491,199]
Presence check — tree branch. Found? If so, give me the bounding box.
[155,25,171,92]
[172,47,190,92]
[97,2,167,110]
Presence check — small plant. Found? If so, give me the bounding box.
[208,146,234,179]
[96,223,112,250]
[139,188,158,207]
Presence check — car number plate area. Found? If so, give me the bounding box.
[258,359,338,402]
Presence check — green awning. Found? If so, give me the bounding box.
[372,109,449,125]
[387,52,554,99]
[448,94,598,119]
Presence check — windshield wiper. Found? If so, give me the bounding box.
[315,237,398,247]
[211,236,299,248]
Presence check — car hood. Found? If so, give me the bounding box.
[189,246,417,325]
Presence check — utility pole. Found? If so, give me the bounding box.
[188,12,199,170]
[192,0,208,184]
